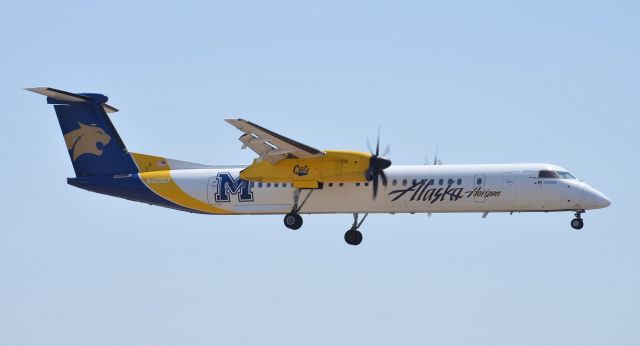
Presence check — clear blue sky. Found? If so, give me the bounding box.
[1,1,638,345]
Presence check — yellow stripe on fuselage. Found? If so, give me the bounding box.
[132,153,233,214]
[131,153,171,172]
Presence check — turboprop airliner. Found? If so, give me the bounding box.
[28,87,611,245]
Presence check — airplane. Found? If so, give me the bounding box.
[27,87,611,245]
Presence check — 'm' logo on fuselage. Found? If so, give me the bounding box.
[63,122,111,161]
[215,172,254,202]
[293,164,309,176]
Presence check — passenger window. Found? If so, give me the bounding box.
[402,179,407,186]
[258,183,263,188]
[339,183,344,187]
[538,170,559,179]
[250,182,255,188]
[328,183,333,187]
[364,182,369,186]
[274,183,279,188]
[457,178,462,185]
[429,179,434,185]
[448,178,454,185]
[392,179,397,186]
[282,183,287,187]
[412,179,417,185]
[476,178,482,185]
[266,183,271,188]
[356,182,361,186]
[439,179,443,185]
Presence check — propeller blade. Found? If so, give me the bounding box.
[364,129,391,200]
[381,144,390,157]
[365,165,374,181]
[372,173,379,199]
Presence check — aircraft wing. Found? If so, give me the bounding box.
[225,118,325,164]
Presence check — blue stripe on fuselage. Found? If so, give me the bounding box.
[67,174,204,213]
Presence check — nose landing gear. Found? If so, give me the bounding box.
[571,210,584,230]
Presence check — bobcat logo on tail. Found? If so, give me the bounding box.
[63,123,112,161]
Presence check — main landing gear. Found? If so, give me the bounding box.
[284,212,303,230]
[283,188,369,246]
[571,210,584,230]
[344,213,368,246]
[283,188,313,230]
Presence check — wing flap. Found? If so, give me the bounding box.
[225,118,324,164]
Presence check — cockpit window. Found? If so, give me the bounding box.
[538,170,559,178]
[538,170,576,179]
[556,171,576,179]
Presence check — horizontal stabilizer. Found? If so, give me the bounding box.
[26,87,118,113]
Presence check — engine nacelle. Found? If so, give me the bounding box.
[239,150,371,188]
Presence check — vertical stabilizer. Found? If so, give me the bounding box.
[27,87,138,177]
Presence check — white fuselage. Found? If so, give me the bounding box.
[164,163,610,215]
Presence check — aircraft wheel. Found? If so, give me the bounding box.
[571,218,584,230]
[284,212,303,230]
[344,229,363,246]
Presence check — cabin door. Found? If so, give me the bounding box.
[502,173,517,202]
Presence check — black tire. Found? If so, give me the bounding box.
[344,229,363,246]
[571,218,584,230]
[284,213,303,230]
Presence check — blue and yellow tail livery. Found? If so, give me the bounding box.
[27,87,205,213]
[27,87,138,177]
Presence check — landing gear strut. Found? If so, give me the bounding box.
[571,210,584,230]
[344,213,368,246]
[283,188,313,230]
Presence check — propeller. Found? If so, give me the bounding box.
[424,148,442,165]
[433,147,442,165]
[365,130,392,199]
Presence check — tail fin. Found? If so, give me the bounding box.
[27,87,138,177]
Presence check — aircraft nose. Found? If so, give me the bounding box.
[586,186,611,209]
[595,191,611,208]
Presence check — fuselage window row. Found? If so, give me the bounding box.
[391,178,465,186]
[249,178,472,189]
